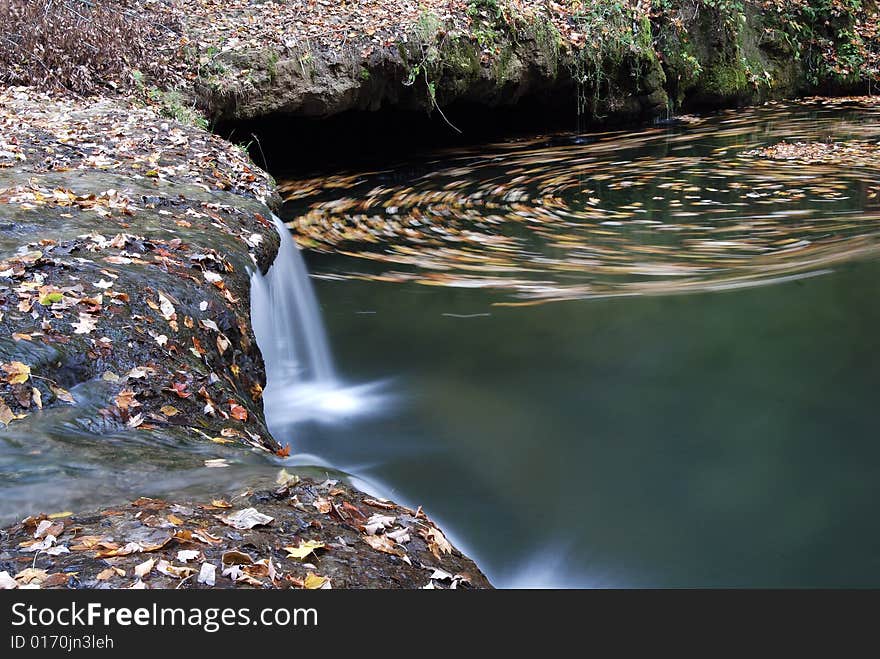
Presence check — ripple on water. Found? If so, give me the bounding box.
[279,100,880,306]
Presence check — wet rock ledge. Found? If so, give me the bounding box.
[0,475,491,590]
[0,86,491,589]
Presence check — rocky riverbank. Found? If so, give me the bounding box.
[0,86,491,589]
[2,0,879,590]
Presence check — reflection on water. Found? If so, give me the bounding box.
[280,100,880,305]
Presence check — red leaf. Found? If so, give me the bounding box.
[229,402,248,421]
[275,444,291,457]
[170,382,191,398]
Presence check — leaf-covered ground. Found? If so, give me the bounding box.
[0,473,491,589]
[0,85,279,447]
[0,86,492,587]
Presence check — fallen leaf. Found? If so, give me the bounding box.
[387,528,411,544]
[170,382,191,398]
[363,498,396,510]
[115,389,139,411]
[2,361,30,384]
[0,571,18,589]
[364,514,395,535]
[157,292,176,321]
[197,562,216,586]
[229,402,248,421]
[41,573,72,587]
[71,313,98,334]
[420,526,453,559]
[275,468,299,488]
[50,385,75,404]
[0,401,15,426]
[96,567,125,581]
[134,558,155,578]
[363,534,405,557]
[23,535,57,552]
[221,550,255,566]
[216,508,273,530]
[303,572,330,589]
[160,405,180,416]
[284,540,326,560]
[15,568,48,585]
[156,560,195,579]
[33,520,63,539]
[39,292,63,305]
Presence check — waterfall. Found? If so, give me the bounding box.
[251,215,335,386]
[251,215,382,427]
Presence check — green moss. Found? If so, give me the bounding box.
[439,37,481,81]
[699,60,748,98]
[493,43,516,83]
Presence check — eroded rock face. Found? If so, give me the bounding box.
[0,88,491,588]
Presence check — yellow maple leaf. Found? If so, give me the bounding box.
[303,572,329,589]
[284,540,326,560]
[2,361,30,384]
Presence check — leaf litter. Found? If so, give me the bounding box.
[0,473,491,589]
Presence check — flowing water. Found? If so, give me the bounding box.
[4,100,880,587]
[269,100,880,587]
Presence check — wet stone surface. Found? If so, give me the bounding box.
[0,475,492,590]
[0,87,282,451]
[0,87,492,587]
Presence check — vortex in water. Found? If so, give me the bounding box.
[280,100,880,306]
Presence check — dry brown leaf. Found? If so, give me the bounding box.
[363,534,405,557]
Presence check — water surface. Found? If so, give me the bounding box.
[4,100,880,588]
[275,100,880,587]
